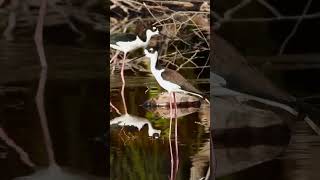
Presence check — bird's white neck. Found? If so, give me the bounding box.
[149,54,159,72]
[142,35,151,45]
[135,34,150,48]
[145,29,156,44]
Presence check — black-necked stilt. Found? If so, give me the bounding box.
[144,47,210,104]
[110,27,159,83]
[110,27,159,116]
[145,47,211,176]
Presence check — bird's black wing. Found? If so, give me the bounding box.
[110,33,137,45]
[161,68,204,96]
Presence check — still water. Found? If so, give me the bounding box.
[2,39,320,180]
[0,40,106,179]
[110,75,210,180]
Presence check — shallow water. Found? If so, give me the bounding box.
[110,75,210,180]
[0,40,106,179]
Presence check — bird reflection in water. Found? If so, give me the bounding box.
[110,85,161,139]
[110,113,161,139]
[143,92,211,180]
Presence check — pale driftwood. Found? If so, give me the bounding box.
[212,34,320,134]
[212,33,295,103]
[211,96,285,129]
[211,72,226,87]
[212,86,320,135]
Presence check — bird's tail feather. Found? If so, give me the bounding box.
[181,90,210,104]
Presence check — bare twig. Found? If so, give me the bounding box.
[34,0,48,68]
[3,0,18,41]
[197,56,210,79]
[279,0,313,54]
[257,0,282,17]
[224,0,251,20]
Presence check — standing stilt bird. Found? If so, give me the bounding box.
[110,27,159,83]
[144,47,209,175]
[144,47,210,105]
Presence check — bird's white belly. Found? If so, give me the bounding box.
[153,70,181,92]
[111,38,146,53]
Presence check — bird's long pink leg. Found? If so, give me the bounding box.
[120,77,127,114]
[121,53,126,84]
[110,101,121,115]
[169,92,174,180]
[110,51,120,75]
[120,53,127,114]
[173,92,179,177]
[110,51,119,63]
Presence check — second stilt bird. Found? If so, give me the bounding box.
[110,27,159,83]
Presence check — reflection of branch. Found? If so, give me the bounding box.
[0,126,35,167]
[3,0,18,40]
[279,0,313,54]
[34,0,48,68]
[110,114,161,137]
[223,0,251,20]
[221,0,288,21]
[190,140,210,180]
[36,69,56,164]
[214,0,319,24]
[47,0,85,38]
[34,0,55,164]
[256,0,282,17]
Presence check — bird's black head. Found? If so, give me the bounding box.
[144,46,160,58]
[146,47,156,54]
[145,45,161,53]
[151,26,158,32]
[145,26,159,39]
